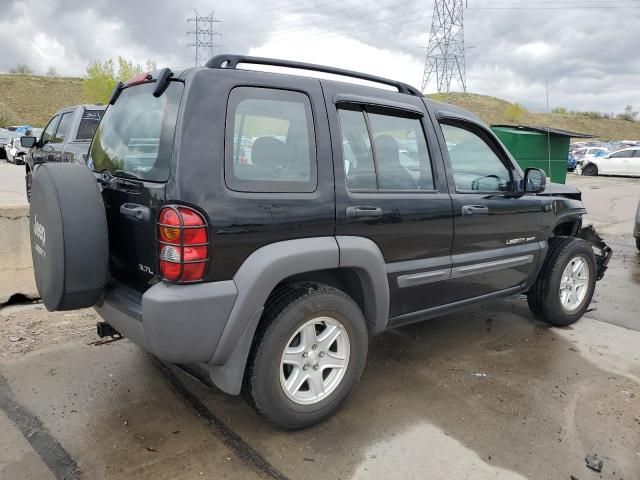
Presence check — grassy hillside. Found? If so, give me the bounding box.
[1,74,638,140]
[428,92,640,142]
[0,74,87,127]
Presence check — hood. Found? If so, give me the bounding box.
[537,182,582,201]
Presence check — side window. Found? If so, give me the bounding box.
[76,110,103,141]
[368,112,434,190]
[337,109,376,190]
[53,112,73,143]
[41,115,60,145]
[611,150,633,158]
[338,107,434,191]
[225,87,316,193]
[440,123,512,193]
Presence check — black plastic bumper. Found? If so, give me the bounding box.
[578,225,613,281]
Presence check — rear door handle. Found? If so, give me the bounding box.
[346,206,383,220]
[120,203,151,222]
[462,205,489,216]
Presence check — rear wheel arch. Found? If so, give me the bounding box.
[206,236,389,395]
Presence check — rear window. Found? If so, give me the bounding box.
[88,82,183,182]
[76,110,104,141]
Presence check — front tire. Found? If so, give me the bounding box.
[245,283,368,429]
[25,169,32,202]
[528,237,597,327]
[582,163,598,176]
[636,237,640,252]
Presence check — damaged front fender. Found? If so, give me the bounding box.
[578,225,613,281]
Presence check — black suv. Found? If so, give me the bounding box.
[28,55,611,429]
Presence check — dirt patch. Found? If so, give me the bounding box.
[0,302,97,361]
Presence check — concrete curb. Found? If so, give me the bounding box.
[0,204,38,303]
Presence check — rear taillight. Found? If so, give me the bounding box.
[157,206,209,283]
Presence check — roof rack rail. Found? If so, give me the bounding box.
[205,54,423,97]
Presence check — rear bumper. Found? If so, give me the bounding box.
[94,280,238,364]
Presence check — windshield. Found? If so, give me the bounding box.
[88,81,183,182]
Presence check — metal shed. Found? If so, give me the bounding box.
[491,125,594,184]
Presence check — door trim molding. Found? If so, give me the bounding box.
[394,253,535,288]
[451,254,534,279]
[397,268,451,288]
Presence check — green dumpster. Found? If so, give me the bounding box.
[491,125,593,184]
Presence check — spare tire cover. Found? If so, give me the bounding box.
[30,163,108,311]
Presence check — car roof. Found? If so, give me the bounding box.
[54,104,106,116]
[611,147,640,153]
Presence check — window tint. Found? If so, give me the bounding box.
[54,112,73,143]
[368,112,433,190]
[611,150,634,158]
[337,109,376,190]
[41,115,60,144]
[76,110,103,141]
[440,123,512,192]
[89,82,183,182]
[226,87,316,193]
[338,108,434,191]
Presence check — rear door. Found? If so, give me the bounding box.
[88,81,184,292]
[431,115,547,302]
[324,82,454,318]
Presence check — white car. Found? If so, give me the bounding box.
[574,146,609,160]
[5,137,26,164]
[579,147,640,177]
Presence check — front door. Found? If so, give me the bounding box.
[324,82,454,319]
[604,149,634,175]
[33,115,60,164]
[433,118,547,302]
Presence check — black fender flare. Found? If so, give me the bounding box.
[206,236,389,394]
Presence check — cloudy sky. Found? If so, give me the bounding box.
[1,0,638,113]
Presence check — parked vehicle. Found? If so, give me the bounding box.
[573,146,609,163]
[20,105,105,199]
[579,147,640,177]
[635,198,640,251]
[28,55,612,429]
[567,151,577,171]
[0,128,21,159]
[6,128,42,165]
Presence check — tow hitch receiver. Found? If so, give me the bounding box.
[96,322,122,339]
[578,225,613,281]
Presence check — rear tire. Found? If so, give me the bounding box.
[245,283,368,429]
[582,163,598,176]
[636,237,640,252]
[528,237,597,327]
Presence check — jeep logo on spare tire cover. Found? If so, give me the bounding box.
[29,163,109,311]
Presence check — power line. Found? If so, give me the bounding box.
[187,10,222,67]
[422,0,467,93]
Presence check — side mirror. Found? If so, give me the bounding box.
[20,136,37,148]
[524,168,547,194]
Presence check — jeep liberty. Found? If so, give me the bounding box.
[28,55,612,429]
